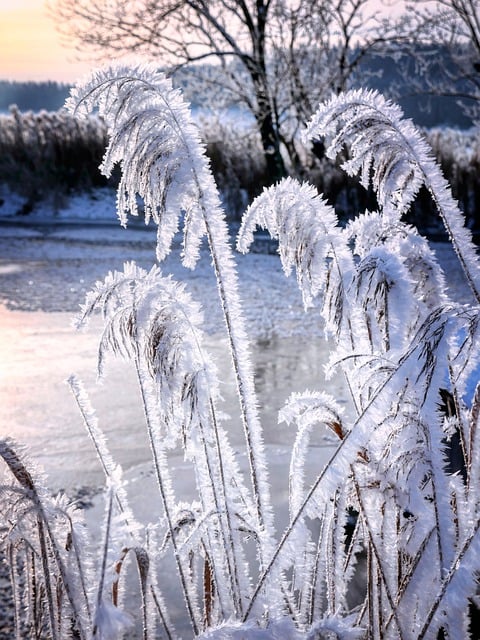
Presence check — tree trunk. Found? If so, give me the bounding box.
[255,106,287,184]
[249,0,287,184]
[248,69,286,183]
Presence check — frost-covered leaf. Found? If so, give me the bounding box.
[280,390,344,516]
[303,89,426,217]
[238,176,354,342]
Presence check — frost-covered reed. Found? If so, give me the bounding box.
[1,64,480,639]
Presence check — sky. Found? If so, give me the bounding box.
[0,0,91,83]
[0,0,407,84]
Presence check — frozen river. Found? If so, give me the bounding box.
[0,214,472,495]
[0,217,347,495]
[0,213,358,637]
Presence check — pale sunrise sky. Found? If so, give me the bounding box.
[0,0,91,83]
[0,0,407,84]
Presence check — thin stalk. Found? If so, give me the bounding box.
[326,502,337,615]
[93,489,114,638]
[150,584,174,640]
[308,511,328,626]
[421,418,449,572]
[352,472,405,640]
[37,517,59,640]
[385,528,434,630]
[178,304,246,616]
[134,548,149,640]
[418,517,480,639]
[63,512,92,623]
[29,549,39,638]
[201,404,244,616]
[68,376,135,536]
[134,357,200,635]
[151,82,274,552]
[202,208,274,560]
[428,185,480,304]
[8,544,21,640]
[194,424,232,619]
[203,554,214,629]
[367,543,374,639]
[467,383,480,498]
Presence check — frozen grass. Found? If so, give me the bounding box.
[1,64,480,639]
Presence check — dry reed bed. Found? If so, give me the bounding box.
[1,106,480,230]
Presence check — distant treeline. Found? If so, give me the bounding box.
[0,81,71,114]
[0,105,479,237]
[173,48,475,130]
[0,44,476,129]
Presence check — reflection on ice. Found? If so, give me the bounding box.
[0,305,343,492]
[0,263,24,275]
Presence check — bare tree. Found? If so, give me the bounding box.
[50,0,393,181]
[397,0,480,123]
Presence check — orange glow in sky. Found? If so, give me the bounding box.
[0,0,91,83]
[0,0,407,84]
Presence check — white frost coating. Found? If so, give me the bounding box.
[280,390,344,516]
[233,88,480,635]
[303,88,480,304]
[66,61,210,265]
[67,61,275,565]
[93,600,134,640]
[2,70,472,637]
[238,177,354,311]
[0,437,93,639]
